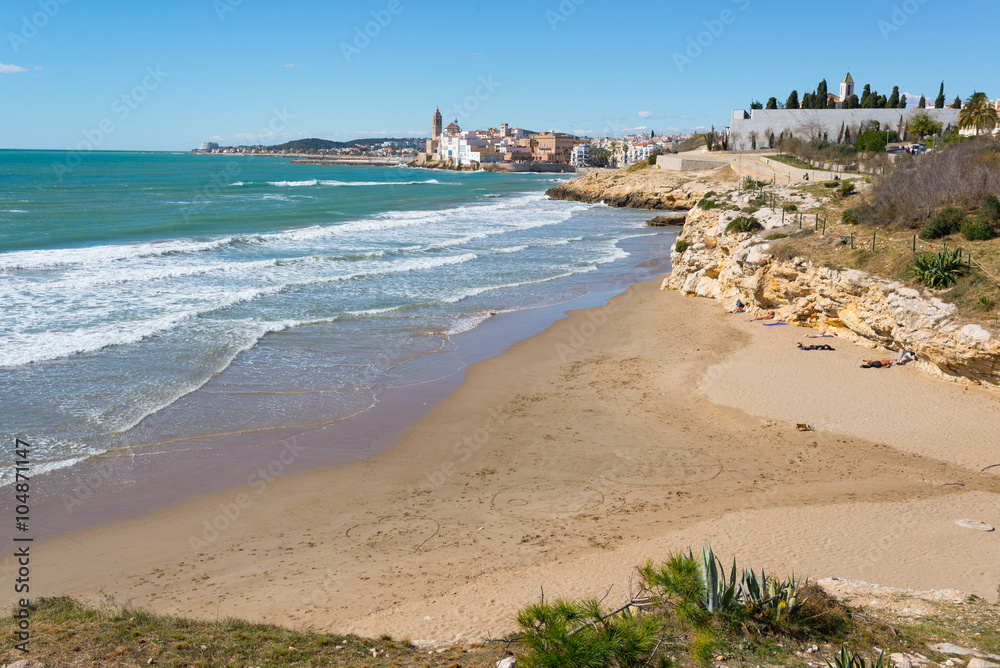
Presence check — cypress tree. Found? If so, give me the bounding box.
[935,82,945,108]
[899,94,907,109]
[860,84,872,106]
[918,95,926,108]
[817,79,828,107]
[785,90,799,109]
[837,121,845,144]
[766,97,778,110]
[953,95,962,109]
[887,86,900,108]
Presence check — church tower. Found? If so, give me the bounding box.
[432,107,443,140]
[839,72,855,102]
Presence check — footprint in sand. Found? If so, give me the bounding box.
[492,480,605,520]
[599,448,723,486]
[346,515,440,551]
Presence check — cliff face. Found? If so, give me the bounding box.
[546,168,720,210]
[667,206,1000,390]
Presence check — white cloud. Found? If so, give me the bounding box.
[637,110,653,118]
[0,63,28,75]
[283,63,297,68]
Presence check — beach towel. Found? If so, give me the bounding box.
[762,322,788,326]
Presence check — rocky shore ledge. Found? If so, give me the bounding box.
[545,166,724,210]
[666,204,1000,390]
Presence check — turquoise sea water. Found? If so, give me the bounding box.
[0,151,670,482]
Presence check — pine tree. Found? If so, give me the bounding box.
[887,86,900,108]
[750,100,763,109]
[766,97,778,110]
[953,95,962,109]
[918,95,926,108]
[935,82,945,108]
[785,90,799,109]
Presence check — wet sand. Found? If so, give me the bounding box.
[22,280,1000,644]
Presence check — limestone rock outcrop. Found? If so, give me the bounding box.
[545,169,716,210]
[666,206,1000,390]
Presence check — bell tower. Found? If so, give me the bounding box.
[432,107,443,141]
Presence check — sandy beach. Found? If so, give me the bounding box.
[25,279,1000,644]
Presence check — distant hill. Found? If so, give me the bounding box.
[264,137,422,150]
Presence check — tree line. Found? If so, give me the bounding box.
[750,80,961,111]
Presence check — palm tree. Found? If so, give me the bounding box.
[958,92,999,136]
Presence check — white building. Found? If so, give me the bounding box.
[570,144,590,167]
[437,122,499,164]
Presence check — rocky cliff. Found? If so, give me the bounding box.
[546,167,723,210]
[666,206,1000,390]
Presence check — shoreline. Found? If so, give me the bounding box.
[22,271,1000,643]
[2,232,675,548]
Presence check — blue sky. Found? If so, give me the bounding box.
[1,0,996,150]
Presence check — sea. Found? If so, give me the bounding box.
[0,150,676,489]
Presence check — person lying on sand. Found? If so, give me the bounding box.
[860,358,894,368]
[805,332,838,338]
[750,310,775,321]
[797,342,834,351]
[729,299,748,313]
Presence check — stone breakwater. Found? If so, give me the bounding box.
[545,168,715,210]
[665,205,1000,390]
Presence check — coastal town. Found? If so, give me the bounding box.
[192,73,1000,175]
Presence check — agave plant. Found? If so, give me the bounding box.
[826,647,887,668]
[910,247,966,288]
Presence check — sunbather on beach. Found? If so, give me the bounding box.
[860,358,894,368]
[797,342,834,351]
[805,332,838,338]
[729,299,748,313]
[750,310,775,321]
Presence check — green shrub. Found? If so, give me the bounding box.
[838,181,856,197]
[980,194,1000,223]
[783,203,798,212]
[823,180,840,188]
[766,232,789,240]
[704,190,717,198]
[961,217,994,241]
[842,204,874,224]
[910,247,966,287]
[725,216,763,234]
[856,129,888,153]
[516,598,662,668]
[980,296,995,310]
[674,240,689,253]
[698,197,719,210]
[919,207,967,239]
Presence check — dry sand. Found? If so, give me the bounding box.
[25,281,1000,644]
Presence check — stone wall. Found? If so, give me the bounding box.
[665,205,1000,390]
[728,108,960,151]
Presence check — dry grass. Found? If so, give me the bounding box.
[6,586,998,668]
[2,596,497,668]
